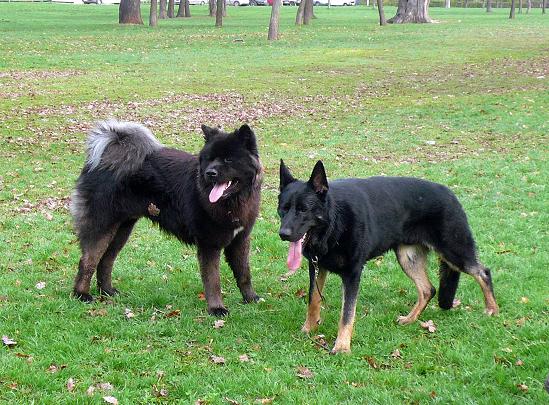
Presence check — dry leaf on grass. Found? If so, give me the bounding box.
[210,355,226,365]
[103,396,119,405]
[516,383,528,392]
[153,385,168,398]
[197,292,206,301]
[296,366,314,379]
[515,359,524,366]
[35,281,46,290]
[124,308,135,319]
[88,308,108,317]
[165,309,181,318]
[66,378,75,392]
[391,349,402,359]
[294,288,306,298]
[239,354,250,362]
[364,356,378,369]
[225,398,240,405]
[420,320,437,333]
[2,335,17,347]
[452,299,461,308]
[86,386,96,396]
[214,319,225,329]
[255,398,274,404]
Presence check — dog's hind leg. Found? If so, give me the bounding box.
[198,245,228,317]
[396,245,434,325]
[331,271,361,354]
[96,219,137,297]
[224,233,259,304]
[302,264,328,334]
[73,224,120,302]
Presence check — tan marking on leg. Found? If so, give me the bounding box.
[331,286,356,354]
[396,245,433,325]
[470,264,499,315]
[302,269,327,333]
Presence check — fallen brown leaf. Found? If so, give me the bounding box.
[35,281,46,290]
[364,356,378,369]
[516,383,528,392]
[86,386,96,396]
[2,335,17,347]
[239,354,250,362]
[214,319,225,329]
[165,309,181,318]
[88,308,108,317]
[294,288,306,298]
[103,396,119,405]
[391,349,402,359]
[296,366,314,379]
[255,398,274,404]
[225,398,240,405]
[197,292,206,301]
[452,299,461,308]
[420,320,437,333]
[515,359,524,366]
[66,378,75,392]
[124,308,135,319]
[210,355,226,365]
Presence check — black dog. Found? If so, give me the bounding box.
[278,160,498,353]
[71,120,262,316]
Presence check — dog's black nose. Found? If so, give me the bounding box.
[206,168,218,178]
[279,228,292,241]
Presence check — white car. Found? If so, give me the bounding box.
[314,0,354,4]
[227,0,250,5]
[188,0,207,4]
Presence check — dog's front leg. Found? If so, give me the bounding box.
[302,262,327,333]
[331,271,361,354]
[197,245,228,317]
[225,232,260,304]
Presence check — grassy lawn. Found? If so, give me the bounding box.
[0,3,548,403]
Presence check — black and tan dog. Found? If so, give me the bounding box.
[71,120,262,316]
[278,160,499,354]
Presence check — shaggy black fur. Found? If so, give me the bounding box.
[71,121,262,316]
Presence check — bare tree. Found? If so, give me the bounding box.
[486,0,492,11]
[542,0,545,13]
[509,0,516,17]
[296,0,306,24]
[377,0,387,24]
[519,0,522,12]
[526,0,531,12]
[388,0,431,23]
[159,0,168,18]
[445,0,450,7]
[268,0,282,40]
[209,0,217,16]
[168,0,175,17]
[150,0,158,25]
[177,0,190,16]
[216,0,223,26]
[119,0,144,24]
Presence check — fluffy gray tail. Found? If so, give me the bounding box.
[86,120,162,178]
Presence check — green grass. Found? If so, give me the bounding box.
[1,3,548,403]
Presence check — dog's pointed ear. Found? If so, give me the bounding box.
[308,160,329,197]
[280,159,296,190]
[201,124,217,142]
[237,124,258,156]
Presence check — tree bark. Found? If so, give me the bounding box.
[268,0,282,40]
[209,0,216,16]
[304,0,313,24]
[184,0,191,17]
[177,0,186,16]
[168,0,175,17]
[119,0,144,24]
[150,0,158,25]
[216,0,223,26]
[509,0,515,17]
[518,0,522,12]
[388,0,431,23]
[296,0,305,24]
[486,0,492,11]
[542,0,545,13]
[445,0,450,8]
[223,0,227,16]
[159,0,168,18]
[376,0,387,24]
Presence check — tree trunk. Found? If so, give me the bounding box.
[526,0,530,12]
[296,0,305,24]
[445,0,450,8]
[223,0,227,16]
[159,0,168,18]
[209,0,216,16]
[168,0,175,17]
[184,0,191,16]
[376,0,387,24]
[304,0,313,24]
[486,0,492,11]
[150,0,158,25]
[518,0,522,11]
[542,0,545,13]
[119,0,144,24]
[177,0,186,16]
[509,0,515,17]
[216,0,223,26]
[464,0,468,7]
[388,0,431,23]
[268,0,282,40]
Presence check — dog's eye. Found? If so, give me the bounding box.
[296,205,306,213]
[224,158,233,164]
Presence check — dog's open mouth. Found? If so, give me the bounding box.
[209,180,238,203]
[286,232,307,274]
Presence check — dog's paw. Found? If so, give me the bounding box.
[396,315,415,325]
[330,345,351,355]
[485,306,499,316]
[208,306,230,317]
[243,293,261,304]
[74,292,94,303]
[98,287,120,297]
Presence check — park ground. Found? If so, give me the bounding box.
[0,3,548,403]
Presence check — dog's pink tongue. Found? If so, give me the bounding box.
[209,182,228,203]
[287,238,303,273]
